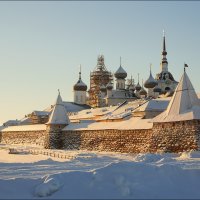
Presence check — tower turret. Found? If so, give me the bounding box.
[45,90,69,149]
[160,30,168,72]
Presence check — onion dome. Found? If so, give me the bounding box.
[144,64,158,88]
[139,87,147,96]
[135,83,141,91]
[135,73,141,91]
[100,84,106,92]
[153,85,162,93]
[106,82,113,90]
[73,66,87,91]
[129,84,135,92]
[139,79,147,96]
[115,66,127,79]
[114,57,127,79]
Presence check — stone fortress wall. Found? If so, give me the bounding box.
[61,120,200,153]
[1,119,199,153]
[0,130,46,147]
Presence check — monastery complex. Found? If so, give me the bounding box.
[1,33,200,153]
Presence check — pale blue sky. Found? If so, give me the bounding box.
[0,1,200,125]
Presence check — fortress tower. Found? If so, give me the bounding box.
[45,91,69,149]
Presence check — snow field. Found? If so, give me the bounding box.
[1,147,200,199]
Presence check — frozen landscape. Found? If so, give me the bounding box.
[1,145,200,199]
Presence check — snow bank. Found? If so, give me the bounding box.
[34,175,63,197]
[1,150,200,199]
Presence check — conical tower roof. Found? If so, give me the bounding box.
[46,91,70,125]
[152,70,200,122]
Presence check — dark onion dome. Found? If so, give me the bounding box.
[100,84,106,92]
[155,71,175,81]
[153,85,162,93]
[73,79,87,91]
[106,82,113,90]
[144,70,158,88]
[135,82,141,91]
[139,87,147,96]
[129,84,135,92]
[114,66,127,79]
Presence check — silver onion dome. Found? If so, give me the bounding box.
[114,66,127,79]
[135,82,141,91]
[73,79,87,91]
[139,87,147,96]
[144,65,158,88]
[74,68,87,91]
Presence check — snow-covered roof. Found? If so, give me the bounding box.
[1,124,46,132]
[45,102,90,114]
[3,120,20,124]
[46,92,70,125]
[32,111,50,116]
[135,98,170,112]
[64,117,152,131]
[19,117,32,125]
[152,71,200,122]
[70,106,117,120]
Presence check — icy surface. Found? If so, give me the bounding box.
[1,145,200,199]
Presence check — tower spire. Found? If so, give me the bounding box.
[161,30,168,72]
[120,56,122,66]
[79,64,81,80]
[150,63,152,73]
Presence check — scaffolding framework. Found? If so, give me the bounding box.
[88,55,113,107]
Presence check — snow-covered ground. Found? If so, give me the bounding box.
[1,145,200,199]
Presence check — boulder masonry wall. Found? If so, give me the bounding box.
[150,120,200,153]
[0,130,46,147]
[62,129,153,153]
